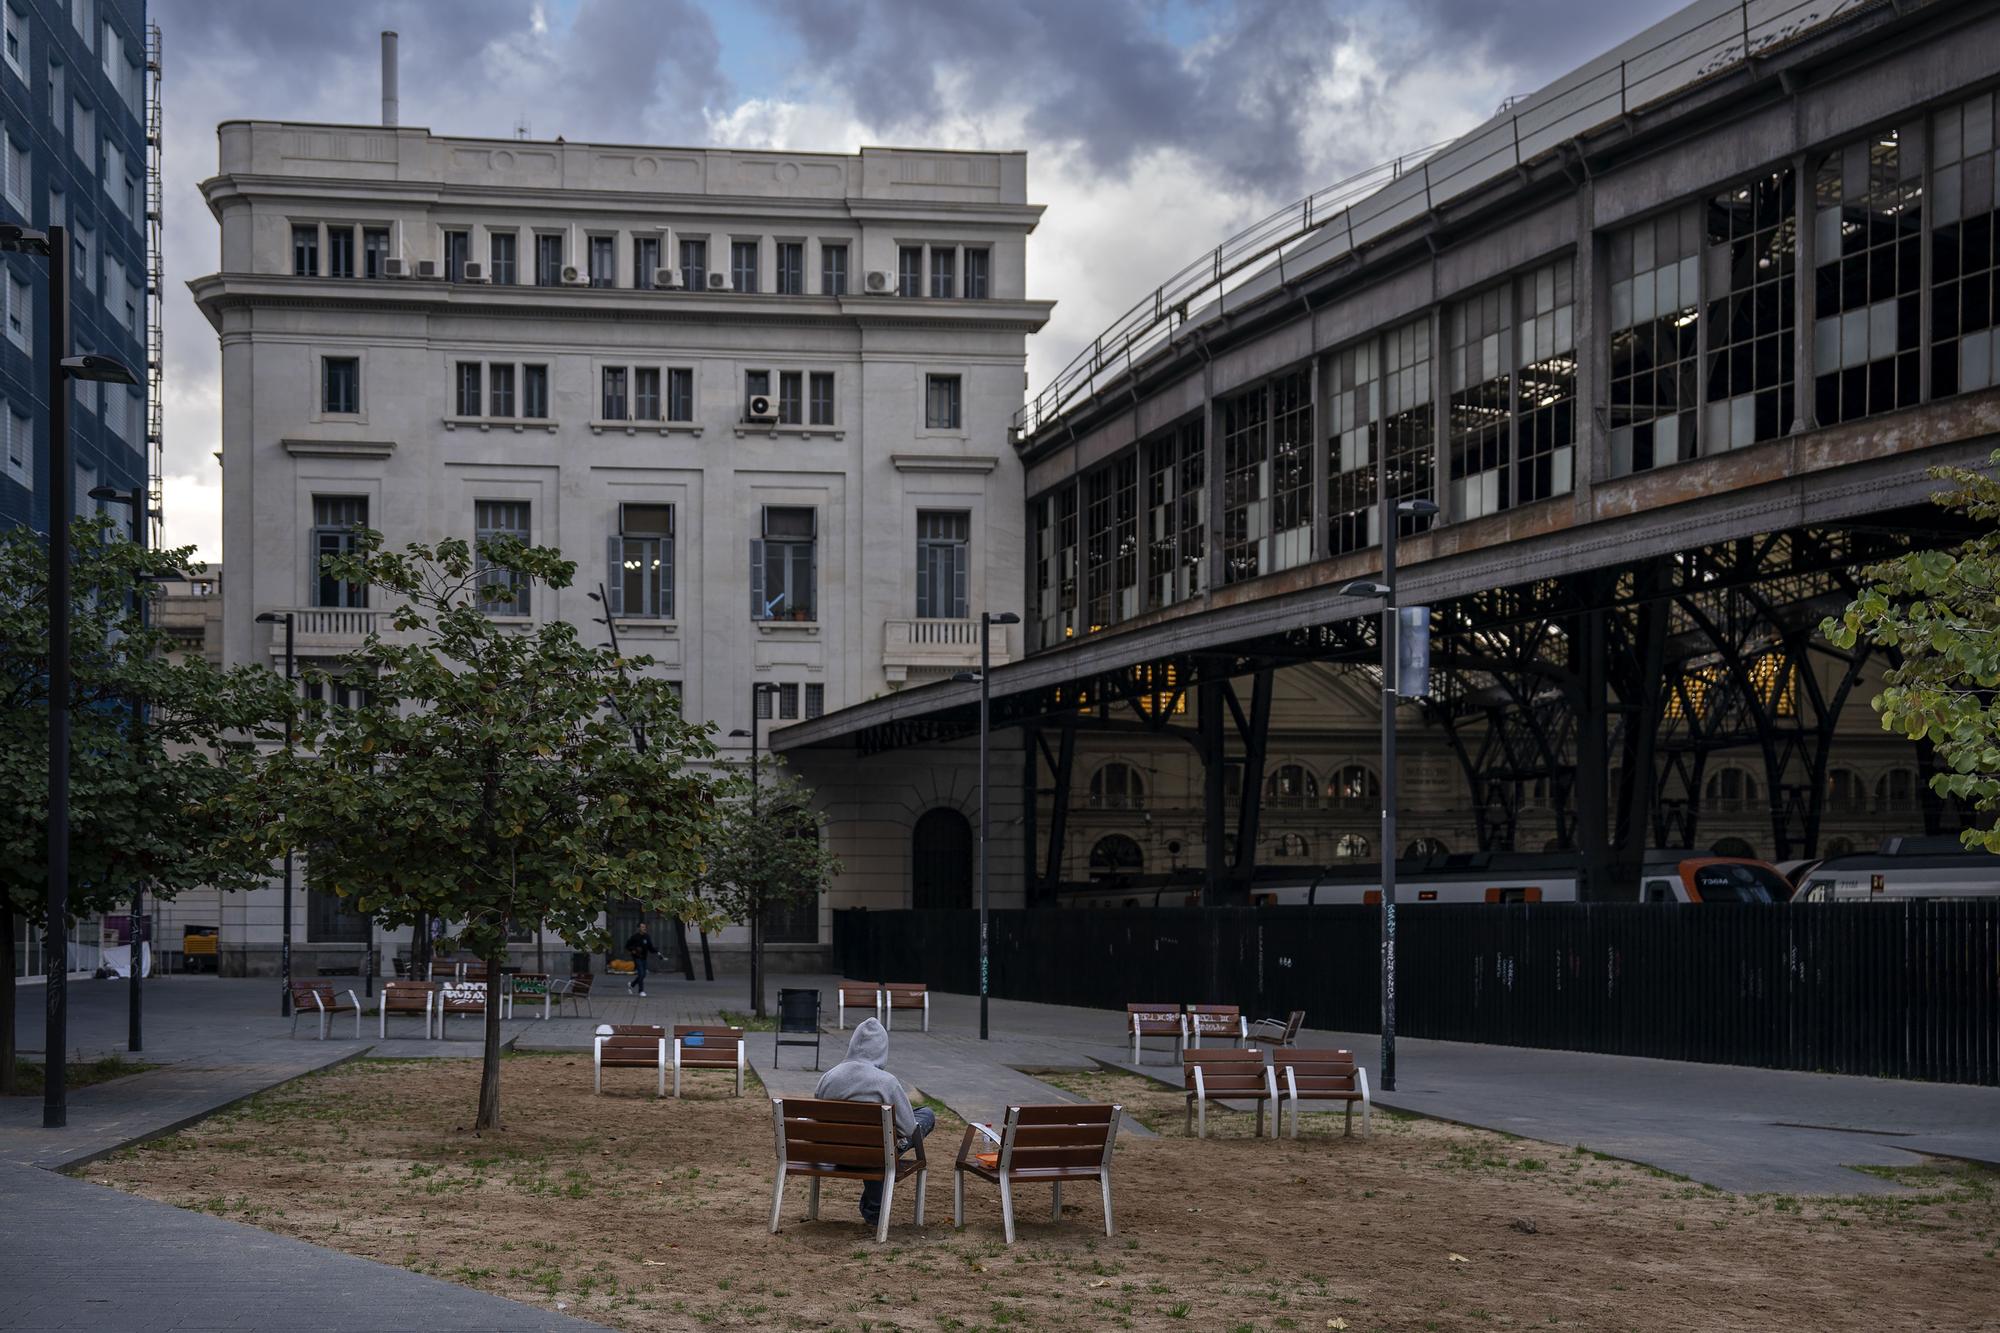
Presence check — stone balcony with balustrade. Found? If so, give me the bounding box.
[265,606,390,659]
[882,618,1013,686]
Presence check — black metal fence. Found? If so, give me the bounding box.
[832,903,2000,1086]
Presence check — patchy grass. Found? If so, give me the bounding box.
[4,1055,161,1096]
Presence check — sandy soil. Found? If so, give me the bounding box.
[94,1054,2000,1332]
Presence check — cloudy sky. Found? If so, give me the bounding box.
[151,0,1675,561]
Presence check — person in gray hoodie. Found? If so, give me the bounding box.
[814,1017,934,1226]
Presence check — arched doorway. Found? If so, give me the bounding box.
[911,808,973,909]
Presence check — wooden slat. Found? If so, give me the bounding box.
[783,1120,884,1147]
[1008,1145,1109,1170]
[783,1162,887,1180]
[780,1098,887,1124]
[1012,1103,1116,1126]
[781,1143,887,1168]
[1001,1165,1109,1181]
[608,1024,666,1036]
[1008,1125,1108,1148]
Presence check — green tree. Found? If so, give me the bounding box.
[704,757,842,1017]
[243,530,720,1129]
[0,518,287,1092]
[1823,454,2000,852]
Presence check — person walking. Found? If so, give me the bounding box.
[814,1018,933,1230]
[625,923,658,997]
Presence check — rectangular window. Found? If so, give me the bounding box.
[898,245,922,297]
[679,238,707,291]
[633,235,659,290]
[455,362,482,417]
[776,241,803,295]
[321,357,359,414]
[6,272,28,349]
[47,185,61,229]
[667,367,693,422]
[1935,92,2000,396]
[363,227,390,279]
[1082,455,1139,627]
[1030,486,1081,647]
[326,227,355,279]
[102,138,121,203]
[1814,129,1923,425]
[1704,172,1795,452]
[778,371,802,424]
[1609,204,1701,473]
[610,503,674,619]
[821,243,847,296]
[778,683,800,720]
[1514,259,1577,504]
[535,233,563,286]
[1145,418,1205,610]
[73,224,91,291]
[3,135,25,214]
[442,230,469,283]
[930,247,955,299]
[805,683,825,719]
[809,371,835,425]
[601,366,628,420]
[745,369,770,416]
[4,405,30,490]
[1268,371,1313,570]
[71,0,89,45]
[523,364,549,419]
[588,234,615,288]
[1447,286,1511,521]
[925,374,962,430]
[292,224,318,277]
[490,364,516,418]
[311,495,369,609]
[752,507,817,621]
[731,240,758,293]
[47,60,60,124]
[474,500,531,616]
[489,232,517,285]
[964,248,990,299]
[633,367,661,421]
[71,99,91,165]
[3,5,23,79]
[915,510,970,619]
[1222,378,1275,585]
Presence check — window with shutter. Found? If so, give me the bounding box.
[915,510,970,619]
[311,495,368,608]
[611,503,673,619]
[474,499,531,615]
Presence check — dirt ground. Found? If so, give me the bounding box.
[94,1054,2000,1332]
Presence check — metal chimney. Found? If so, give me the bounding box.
[381,31,399,128]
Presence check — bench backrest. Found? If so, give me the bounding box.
[776,988,821,1033]
[1282,1048,1361,1092]
[672,1025,744,1060]
[997,1103,1121,1172]
[1183,1048,1271,1095]
[437,979,490,1011]
[1127,1003,1181,1035]
[562,973,594,996]
[509,972,549,996]
[289,982,345,1007]
[838,981,879,1004]
[882,982,926,1007]
[597,1024,666,1063]
[1186,1004,1242,1034]
[773,1097,894,1177]
[381,980,435,1009]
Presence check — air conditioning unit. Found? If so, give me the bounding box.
[460,261,488,283]
[560,264,588,286]
[383,257,412,279]
[654,267,683,290]
[415,259,441,280]
[865,270,891,293]
[706,271,730,292]
[745,393,778,422]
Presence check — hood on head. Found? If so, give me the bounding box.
[846,1017,889,1067]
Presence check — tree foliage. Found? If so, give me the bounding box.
[0,518,287,1090]
[703,756,841,1016]
[1823,454,2000,852]
[239,530,721,1128]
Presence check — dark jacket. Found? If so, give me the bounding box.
[625,931,657,959]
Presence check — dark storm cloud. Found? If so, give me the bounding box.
[762,0,1353,196]
[1399,0,1666,86]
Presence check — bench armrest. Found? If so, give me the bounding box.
[953,1124,978,1169]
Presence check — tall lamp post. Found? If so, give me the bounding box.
[1340,494,1438,1095]
[954,610,1019,1041]
[12,220,142,1129]
[90,484,158,1053]
[255,611,296,1017]
[728,681,780,1016]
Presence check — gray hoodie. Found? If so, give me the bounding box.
[814,1018,916,1139]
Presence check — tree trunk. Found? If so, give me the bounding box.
[751,907,764,1019]
[674,917,694,981]
[0,899,16,1096]
[413,912,432,978]
[475,938,504,1132]
[699,928,713,982]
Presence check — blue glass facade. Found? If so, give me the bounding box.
[0,0,147,534]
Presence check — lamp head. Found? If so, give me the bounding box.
[1340,580,1392,598]
[88,486,132,504]
[1398,498,1440,517]
[586,590,602,603]
[986,611,1022,626]
[951,671,980,683]
[752,682,778,695]
[728,729,750,738]
[62,354,139,385]
[0,225,51,256]
[254,611,293,626]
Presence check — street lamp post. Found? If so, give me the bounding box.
[729,682,780,1016]
[1341,494,1438,1095]
[255,611,296,1017]
[12,220,142,1129]
[955,611,1019,1041]
[90,484,156,1053]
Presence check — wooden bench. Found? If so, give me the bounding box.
[881,982,929,1033]
[1183,1049,1278,1139]
[435,979,502,1038]
[509,972,552,1021]
[836,981,879,1029]
[377,980,437,1039]
[1278,1048,1372,1138]
[1248,1009,1307,1048]
[1185,1003,1248,1048]
[954,1103,1122,1245]
[551,972,595,1016]
[671,1024,746,1098]
[288,982,361,1040]
[594,1023,668,1097]
[1127,1003,1184,1065]
[770,1096,927,1244]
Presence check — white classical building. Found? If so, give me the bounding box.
[192,120,1050,975]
